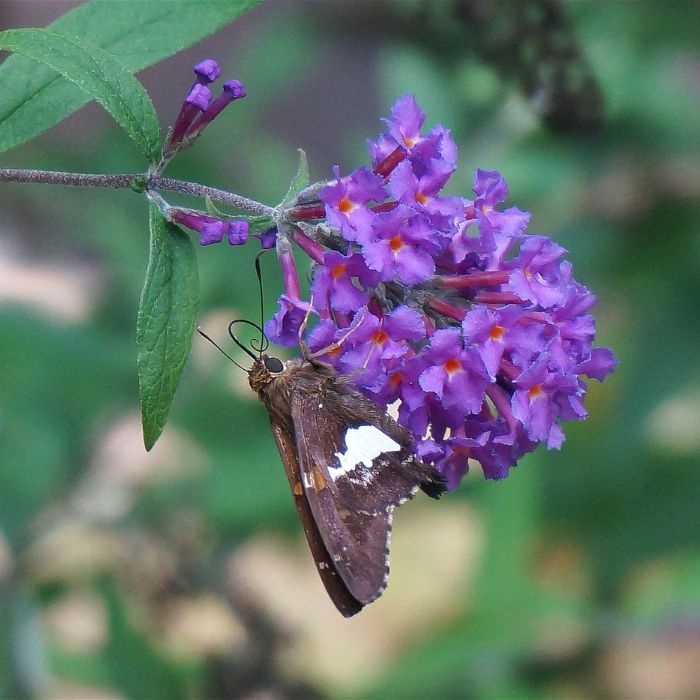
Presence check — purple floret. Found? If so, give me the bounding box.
[264,295,311,347]
[362,207,441,284]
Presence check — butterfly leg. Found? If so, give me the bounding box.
[297,292,316,357]
[306,307,367,361]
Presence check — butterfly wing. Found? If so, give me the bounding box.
[295,379,444,514]
[290,380,442,606]
[269,419,363,617]
[253,356,445,612]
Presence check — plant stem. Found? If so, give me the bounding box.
[153,177,276,217]
[0,168,276,217]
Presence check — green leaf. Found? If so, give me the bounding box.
[246,215,277,235]
[0,0,260,153]
[0,29,161,161]
[137,203,199,450]
[203,195,227,218]
[281,148,310,206]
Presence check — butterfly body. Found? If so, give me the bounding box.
[248,354,445,616]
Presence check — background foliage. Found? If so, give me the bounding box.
[1,1,699,698]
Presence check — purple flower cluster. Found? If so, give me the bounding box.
[265,95,617,488]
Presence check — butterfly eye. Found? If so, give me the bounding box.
[264,356,284,374]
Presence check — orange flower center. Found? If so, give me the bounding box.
[403,135,417,148]
[444,358,462,375]
[331,263,347,280]
[389,234,404,253]
[528,384,544,399]
[371,329,389,346]
[389,371,403,386]
[338,196,354,214]
[415,191,428,205]
[489,325,505,341]
[328,345,343,358]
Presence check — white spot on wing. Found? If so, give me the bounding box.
[331,425,400,480]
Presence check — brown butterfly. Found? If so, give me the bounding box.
[199,293,445,618]
[246,350,445,616]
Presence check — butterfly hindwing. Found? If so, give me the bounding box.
[269,419,363,617]
[290,388,393,604]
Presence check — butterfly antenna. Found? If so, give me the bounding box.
[229,319,269,359]
[196,327,249,372]
[254,251,270,354]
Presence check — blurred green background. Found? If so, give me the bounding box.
[1,1,699,698]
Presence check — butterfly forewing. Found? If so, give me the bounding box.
[292,378,440,514]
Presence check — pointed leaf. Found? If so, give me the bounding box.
[0,29,161,161]
[137,203,199,450]
[0,0,260,153]
[246,215,277,235]
[281,148,310,206]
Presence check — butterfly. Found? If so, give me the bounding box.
[246,349,446,616]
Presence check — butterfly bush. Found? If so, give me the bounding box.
[170,65,617,489]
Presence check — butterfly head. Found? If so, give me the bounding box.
[248,354,286,392]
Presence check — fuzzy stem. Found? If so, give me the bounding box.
[152,178,275,216]
[0,168,276,217]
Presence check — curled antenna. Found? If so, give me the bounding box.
[196,327,249,372]
[228,318,269,359]
[198,251,272,369]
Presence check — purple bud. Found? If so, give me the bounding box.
[186,83,212,111]
[187,79,247,137]
[227,220,249,246]
[169,84,212,146]
[205,80,246,119]
[258,227,278,249]
[199,220,227,246]
[194,59,221,84]
[170,209,236,247]
[165,61,220,152]
[170,209,209,230]
[279,248,301,300]
[223,79,246,99]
